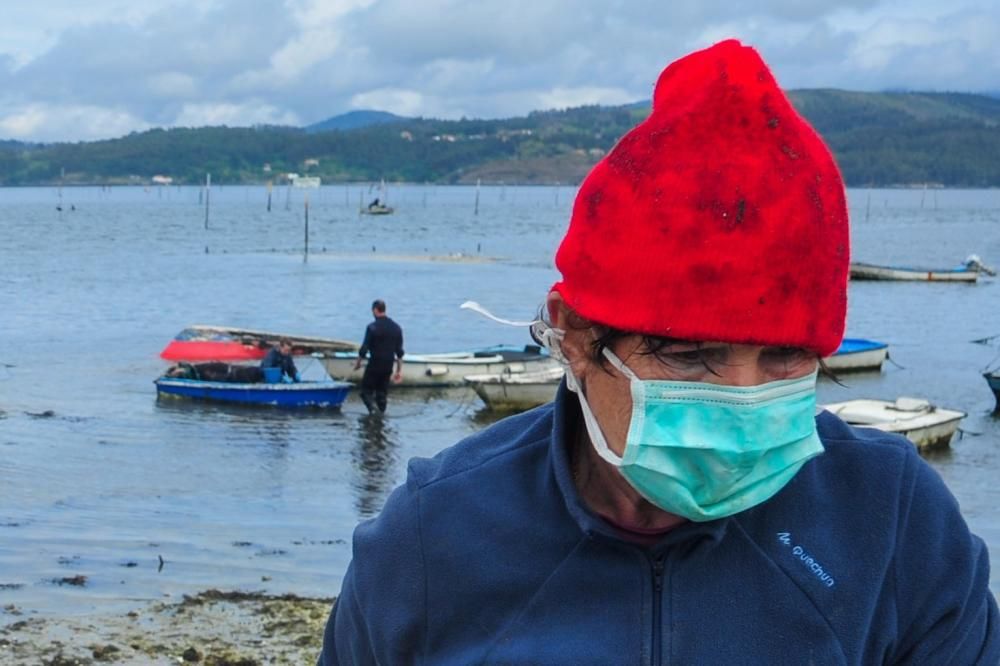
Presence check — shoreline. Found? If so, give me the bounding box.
[0,589,334,664]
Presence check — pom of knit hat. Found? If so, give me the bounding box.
[553,39,849,357]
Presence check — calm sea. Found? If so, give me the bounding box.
[1,184,999,620]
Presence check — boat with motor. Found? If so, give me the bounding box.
[464,365,565,411]
[155,364,352,408]
[984,370,1000,412]
[821,397,966,451]
[848,255,995,282]
[319,344,558,387]
[825,338,889,372]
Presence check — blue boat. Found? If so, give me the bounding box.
[985,371,1000,412]
[827,338,889,372]
[154,377,352,408]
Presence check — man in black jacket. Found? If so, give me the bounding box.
[354,300,404,413]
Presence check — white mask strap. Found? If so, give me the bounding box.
[459,300,538,327]
[565,363,624,467]
[459,300,569,363]
[600,347,639,381]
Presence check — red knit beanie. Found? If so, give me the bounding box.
[553,39,849,357]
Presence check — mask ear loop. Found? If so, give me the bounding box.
[569,367,625,467]
[558,334,628,467]
[600,346,638,381]
[459,300,624,466]
[459,300,571,363]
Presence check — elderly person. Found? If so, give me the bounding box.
[319,40,998,664]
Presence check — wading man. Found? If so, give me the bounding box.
[354,299,404,414]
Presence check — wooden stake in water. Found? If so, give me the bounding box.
[304,194,310,262]
[57,166,64,214]
[474,178,481,216]
[204,173,211,230]
[267,181,272,212]
[865,192,871,223]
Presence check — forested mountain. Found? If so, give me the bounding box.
[305,110,408,133]
[1,90,998,187]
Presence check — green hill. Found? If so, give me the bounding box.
[305,110,408,133]
[1,90,999,187]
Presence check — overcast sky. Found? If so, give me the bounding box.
[1,0,998,142]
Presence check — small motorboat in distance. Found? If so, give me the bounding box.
[821,397,966,452]
[825,338,889,373]
[160,325,358,362]
[320,344,558,387]
[849,255,995,282]
[465,366,565,412]
[360,203,394,215]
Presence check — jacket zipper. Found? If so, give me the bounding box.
[650,555,666,665]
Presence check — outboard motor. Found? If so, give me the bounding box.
[964,254,997,276]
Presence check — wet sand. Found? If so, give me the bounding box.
[0,590,333,665]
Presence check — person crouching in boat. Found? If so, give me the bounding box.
[260,338,300,382]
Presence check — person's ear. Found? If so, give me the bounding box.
[545,290,567,328]
[546,291,589,368]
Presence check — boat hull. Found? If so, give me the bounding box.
[822,398,966,452]
[825,339,889,372]
[321,347,558,387]
[985,372,1000,412]
[849,263,978,282]
[154,378,352,408]
[464,368,564,411]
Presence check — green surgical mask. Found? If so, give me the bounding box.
[566,348,824,522]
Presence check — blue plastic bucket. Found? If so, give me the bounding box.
[262,367,282,383]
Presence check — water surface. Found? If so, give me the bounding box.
[1,184,998,619]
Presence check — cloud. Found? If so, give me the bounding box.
[174,102,300,127]
[536,86,635,111]
[147,72,199,99]
[0,103,150,142]
[1,0,998,142]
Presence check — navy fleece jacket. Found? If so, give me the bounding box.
[320,384,999,664]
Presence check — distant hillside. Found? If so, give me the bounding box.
[305,110,408,133]
[1,90,999,187]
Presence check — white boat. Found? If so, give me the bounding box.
[849,255,994,282]
[825,338,888,372]
[821,397,966,452]
[320,345,558,387]
[465,366,565,411]
[290,175,321,188]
